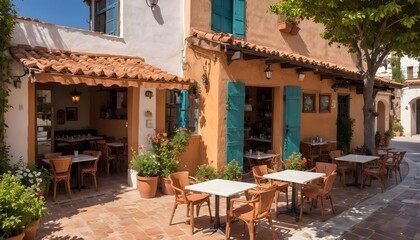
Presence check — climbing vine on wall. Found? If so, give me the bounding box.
[0,0,17,173]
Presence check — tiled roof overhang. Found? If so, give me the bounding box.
[404,79,420,86]
[10,45,190,89]
[188,29,402,90]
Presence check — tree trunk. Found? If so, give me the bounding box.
[363,75,376,149]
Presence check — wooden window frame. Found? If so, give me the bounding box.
[302,93,316,113]
[319,94,331,113]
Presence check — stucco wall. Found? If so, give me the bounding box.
[189,0,358,70]
[401,86,420,136]
[185,47,366,169]
[7,0,185,164]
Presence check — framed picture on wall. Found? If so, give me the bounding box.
[66,107,78,121]
[302,93,316,113]
[319,94,331,113]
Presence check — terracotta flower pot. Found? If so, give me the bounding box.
[290,25,301,35]
[24,219,40,240]
[7,233,25,240]
[137,176,158,198]
[278,21,293,33]
[160,177,175,195]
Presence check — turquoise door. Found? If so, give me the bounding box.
[226,82,245,172]
[283,86,302,162]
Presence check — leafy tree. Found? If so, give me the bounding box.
[0,0,17,172]
[389,56,404,83]
[269,0,420,148]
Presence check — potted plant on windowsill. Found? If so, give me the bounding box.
[130,150,159,198]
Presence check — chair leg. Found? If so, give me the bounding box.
[320,197,324,221]
[398,169,402,182]
[299,192,304,222]
[107,160,110,176]
[81,172,85,186]
[268,215,276,240]
[284,188,289,208]
[248,221,255,240]
[190,204,194,235]
[93,173,98,191]
[329,195,335,214]
[169,201,178,225]
[53,180,58,202]
[67,179,72,199]
[225,214,231,240]
[274,191,279,218]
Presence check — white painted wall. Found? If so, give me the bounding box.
[401,57,419,79]
[6,1,185,164]
[401,86,420,136]
[138,87,156,149]
[6,62,29,164]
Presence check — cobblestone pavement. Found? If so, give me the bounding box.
[36,138,419,239]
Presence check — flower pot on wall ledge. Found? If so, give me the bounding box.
[278,21,293,33]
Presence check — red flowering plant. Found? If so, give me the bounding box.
[284,151,307,170]
[147,128,191,178]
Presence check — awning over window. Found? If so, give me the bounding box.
[10,45,190,89]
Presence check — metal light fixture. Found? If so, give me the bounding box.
[145,90,153,99]
[12,68,29,89]
[146,0,158,9]
[298,72,305,81]
[264,64,273,80]
[70,86,82,103]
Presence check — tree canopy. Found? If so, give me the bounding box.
[269,0,420,148]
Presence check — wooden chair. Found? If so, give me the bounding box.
[263,150,281,171]
[386,151,406,184]
[300,172,337,221]
[329,150,354,186]
[226,185,277,240]
[307,162,337,186]
[49,157,72,202]
[81,150,102,191]
[44,152,63,159]
[300,142,319,167]
[168,171,213,235]
[252,165,288,217]
[361,156,389,192]
[98,142,118,176]
[320,142,336,162]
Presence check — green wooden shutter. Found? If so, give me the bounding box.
[178,90,188,128]
[233,0,245,38]
[94,0,118,35]
[283,86,302,163]
[211,0,233,33]
[226,82,245,172]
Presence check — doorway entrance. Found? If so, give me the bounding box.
[244,87,273,153]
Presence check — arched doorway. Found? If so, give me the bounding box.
[377,101,386,133]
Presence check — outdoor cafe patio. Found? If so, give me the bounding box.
[36,152,409,240]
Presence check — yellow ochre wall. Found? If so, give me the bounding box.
[188,0,358,70]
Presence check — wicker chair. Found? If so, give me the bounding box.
[81,150,102,191]
[252,165,288,217]
[49,157,72,202]
[329,150,354,186]
[306,162,337,186]
[226,185,277,240]
[386,151,406,184]
[361,156,388,192]
[169,171,212,235]
[98,142,118,176]
[300,172,337,221]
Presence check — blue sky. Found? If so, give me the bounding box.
[12,0,90,30]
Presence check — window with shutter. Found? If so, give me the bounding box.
[211,0,245,38]
[94,0,118,36]
[165,90,199,134]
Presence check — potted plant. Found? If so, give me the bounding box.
[8,162,50,197]
[148,128,190,195]
[268,6,301,35]
[220,160,241,181]
[391,122,404,137]
[284,152,308,170]
[384,129,395,146]
[188,81,201,99]
[195,164,217,182]
[0,174,47,240]
[130,150,159,198]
